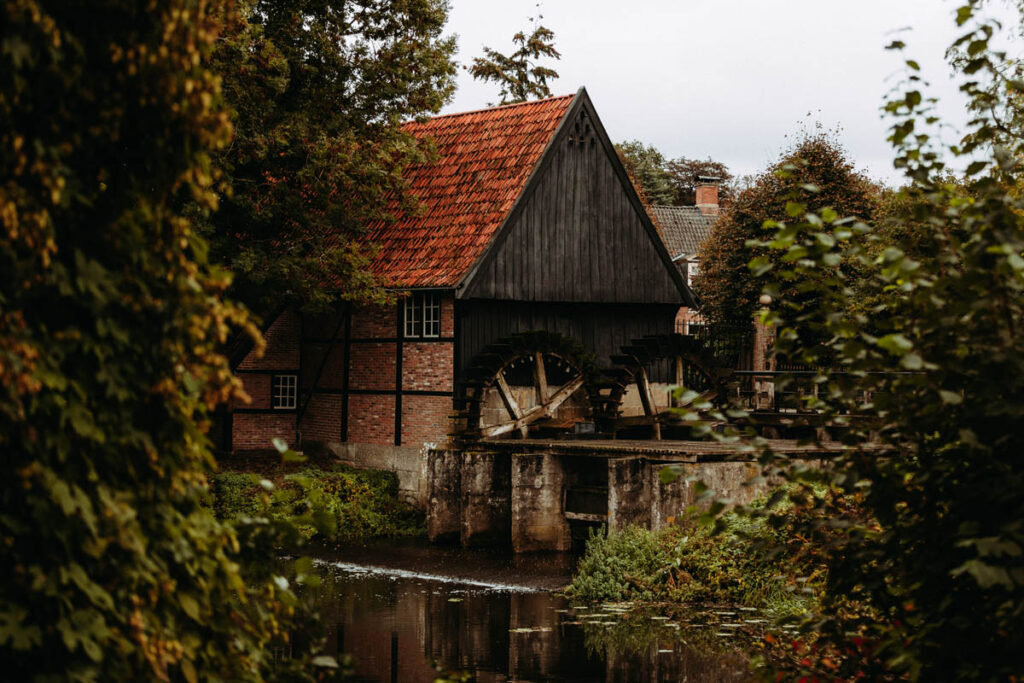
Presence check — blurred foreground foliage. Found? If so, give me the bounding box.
[669,2,1024,679]
[0,1,342,679]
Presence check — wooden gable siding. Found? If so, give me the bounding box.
[460,95,689,305]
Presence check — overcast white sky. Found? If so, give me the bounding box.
[442,0,1020,186]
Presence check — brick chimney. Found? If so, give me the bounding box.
[695,175,720,216]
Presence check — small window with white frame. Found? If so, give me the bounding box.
[404,292,440,338]
[271,374,298,410]
[686,259,699,287]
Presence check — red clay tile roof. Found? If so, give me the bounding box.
[363,94,577,288]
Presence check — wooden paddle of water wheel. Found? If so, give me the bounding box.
[458,332,605,440]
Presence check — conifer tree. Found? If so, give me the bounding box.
[469,14,561,105]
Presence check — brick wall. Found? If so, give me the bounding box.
[402,342,452,392]
[237,308,300,371]
[349,342,397,392]
[301,342,346,391]
[401,394,451,447]
[239,374,272,410]
[299,393,342,443]
[232,294,457,452]
[348,394,395,443]
[350,303,397,338]
[233,307,301,451]
[232,413,296,451]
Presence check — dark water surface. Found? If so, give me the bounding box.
[308,539,753,682]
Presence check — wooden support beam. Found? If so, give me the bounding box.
[672,355,684,408]
[494,372,528,438]
[533,351,550,404]
[634,365,661,440]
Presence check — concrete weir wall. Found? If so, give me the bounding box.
[330,442,429,506]
[427,445,805,552]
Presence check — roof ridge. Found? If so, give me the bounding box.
[414,93,576,123]
[651,204,702,212]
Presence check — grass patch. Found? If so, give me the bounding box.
[211,464,424,543]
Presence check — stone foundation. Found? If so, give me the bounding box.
[426,443,824,552]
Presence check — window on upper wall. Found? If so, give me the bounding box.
[404,292,440,338]
[271,374,298,410]
[686,259,699,287]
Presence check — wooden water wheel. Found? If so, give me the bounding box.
[601,334,732,439]
[459,332,603,440]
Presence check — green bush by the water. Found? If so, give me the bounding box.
[568,494,820,617]
[212,465,424,542]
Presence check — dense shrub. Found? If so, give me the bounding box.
[212,466,424,543]
[569,526,672,602]
[569,491,822,617]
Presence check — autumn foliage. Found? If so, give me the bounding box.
[694,134,877,326]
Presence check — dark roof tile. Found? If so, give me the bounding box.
[649,205,716,260]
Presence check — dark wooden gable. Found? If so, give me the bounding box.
[459,89,694,306]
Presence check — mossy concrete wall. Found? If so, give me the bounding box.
[426,446,821,552]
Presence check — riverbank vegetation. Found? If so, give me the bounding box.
[212,465,424,544]
[569,488,831,619]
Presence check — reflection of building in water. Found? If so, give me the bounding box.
[308,568,749,682]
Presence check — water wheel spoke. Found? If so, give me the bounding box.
[480,375,585,438]
[494,371,528,438]
[533,351,549,404]
[494,372,523,420]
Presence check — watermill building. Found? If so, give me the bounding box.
[227,88,696,499]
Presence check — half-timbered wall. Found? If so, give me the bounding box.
[233,308,302,450]
[230,296,456,452]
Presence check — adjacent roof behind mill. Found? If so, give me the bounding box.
[362,94,576,288]
[649,205,717,260]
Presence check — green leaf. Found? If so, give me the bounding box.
[965,160,987,176]
[953,559,1013,589]
[785,201,805,218]
[900,352,924,370]
[0,607,42,650]
[180,594,200,621]
[313,655,340,668]
[748,256,773,277]
[939,390,963,405]
[878,334,913,355]
[658,466,679,485]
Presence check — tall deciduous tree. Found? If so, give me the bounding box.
[666,157,736,206]
[207,0,458,314]
[617,141,737,208]
[469,16,561,105]
[0,0,342,679]
[694,134,877,326]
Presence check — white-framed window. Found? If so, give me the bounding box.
[404,292,440,338]
[686,259,699,287]
[271,374,298,410]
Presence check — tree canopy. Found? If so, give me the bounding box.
[468,16,561,105]
[616,140,736,207]
[693,133,878,326]
[206,0,458,314]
